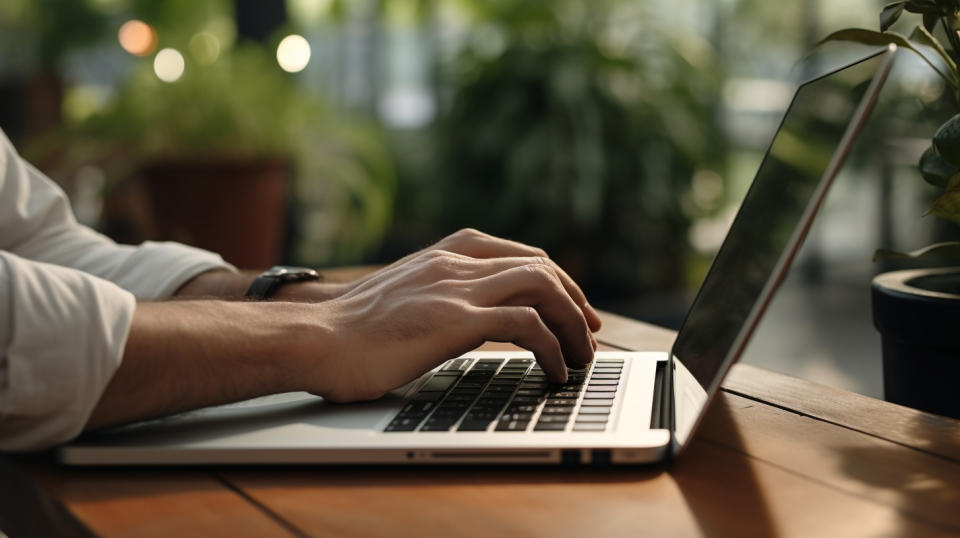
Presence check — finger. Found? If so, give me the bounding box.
[451,255,601,331]
[476,305,567,383]
[439,231,603,332]
[466,265,594,368]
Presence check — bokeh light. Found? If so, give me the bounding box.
[118,19,157,57]
[153,48,185,83]
[276,34,311,73]
[190,32,221,65]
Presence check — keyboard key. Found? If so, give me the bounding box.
[516,389,547,397]
[495,419,530,431]
[591,374,620,380]
[548,391,580,399]
[443,358,470,371]
[585,385,617,392]
[432,408,468,419]
[537,414,571,423]
[505,404,538,413]
[587,379,619,385]
[507,358,534,365]
[421,418,456,431]
[534,422,567,431]
[519,382,547,389]
[478,358,504,364]
[575,414,609,423]
[385,416,421,431]
[484,385,516,393]
[489,378,520,386]
[540,406,574,415]
[533,422,567,432]
[420,376,458,392]
[577,407,611,415]
[592,368,622,374]
[579,400,614,407]
[596,359,623,364]
[573,423,606,431]
[559,382,584,390]
[458,420,493,431]
[546,398,576,406]
[500,412,533,421]
[401,400,436,414]
[411,392,444,402]
[584,392,615,399]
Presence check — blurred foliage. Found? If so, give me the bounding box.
[817,0,960,260]
[425,0,726,296]
[24,0,395,265]
[0,0,109,70]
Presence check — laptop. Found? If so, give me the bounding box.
[60,46,895,466]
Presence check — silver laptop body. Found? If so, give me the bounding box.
[60,46,895,466]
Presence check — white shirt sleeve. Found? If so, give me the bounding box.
[0,129,236,450]
[0,252,135,451]
[0,130,237,298]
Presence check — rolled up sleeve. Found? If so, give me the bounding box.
[0,129,236,299]
[0,251,135,451]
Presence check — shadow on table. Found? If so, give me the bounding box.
[670,394,780,538]
[0,455,94,538]
[833,412,960,535]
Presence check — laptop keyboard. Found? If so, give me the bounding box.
[384,357,623,433]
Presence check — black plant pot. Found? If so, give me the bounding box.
[872,268,960,419]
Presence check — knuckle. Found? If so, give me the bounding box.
[525,263,559,287]
[456,227,484,238]
[422,250,462,270]
[514,306,541,327]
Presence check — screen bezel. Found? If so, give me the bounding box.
[668,45,897,455]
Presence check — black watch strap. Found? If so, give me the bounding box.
[245,266,321,300]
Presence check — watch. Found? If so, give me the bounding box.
[245,266,322,300]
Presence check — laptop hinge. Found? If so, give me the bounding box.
[650,359,672,430]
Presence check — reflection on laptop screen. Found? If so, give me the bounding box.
[669,51,887,444]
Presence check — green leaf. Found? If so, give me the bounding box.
[904,0,938,13]
[873,241,960,262]
[933,113,960,165]
[812,29,960,91]
[909,24,960,77]
[920,145,959,187]
[880,2,905,31]
[926,172,960,224]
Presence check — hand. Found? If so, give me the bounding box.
[332,228,601,329]
[304,238,601,403]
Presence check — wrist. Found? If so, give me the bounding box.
[270,280,347,302]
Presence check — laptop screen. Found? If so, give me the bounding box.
[668,49,892,448]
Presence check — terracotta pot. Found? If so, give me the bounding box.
[140,158,289,269]
[872,267,960,419]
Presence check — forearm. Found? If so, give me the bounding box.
[86,300,330,431]
[174,268,345,302]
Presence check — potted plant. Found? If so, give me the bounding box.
[818,1,960,418]
[426,0,725,302]
[35,39,394,270]
[0,0,109,142]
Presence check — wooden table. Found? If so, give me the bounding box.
[3,276,960,537]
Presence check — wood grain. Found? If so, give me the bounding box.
[723,364,960,463]
[18,461,296,538]
[594,309,960,464]
[221,392,958,538]
[10,302,960,538]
